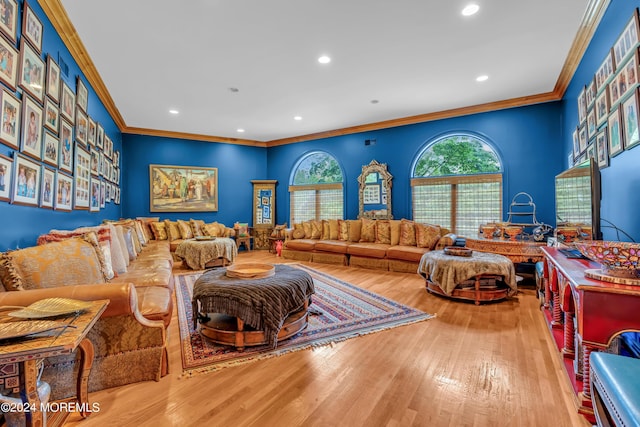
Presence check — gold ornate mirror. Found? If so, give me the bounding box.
[358,160,393,219]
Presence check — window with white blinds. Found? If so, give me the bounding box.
[412,134,503,236]
[289,152,344,223]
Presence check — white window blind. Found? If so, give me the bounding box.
[289,184,343,223]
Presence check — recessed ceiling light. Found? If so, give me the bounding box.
[370,99,379,104]
[318,55,331,64]
[169,109,179,115]
[462,4,480,16]
[229,87,239,93]
[476,75,489,82]
[294,116,302,121]
[237,128,245,133]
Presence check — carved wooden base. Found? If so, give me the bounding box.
[425,277,510,305]
[199,301,309,351]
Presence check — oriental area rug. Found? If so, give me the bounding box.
[175,264,434,377]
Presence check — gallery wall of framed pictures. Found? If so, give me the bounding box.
[0,1,121,213]
[571,8,640,170]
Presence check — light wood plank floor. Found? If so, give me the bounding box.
[67,251,589,427]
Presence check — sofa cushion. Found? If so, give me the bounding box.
[416,223,441,249]
[315,240,349,254]
[360,218,376,242]
[284,239,317,251]
[135,285,173,326]
[202,222,222,237]
[292,228,306,239]
[106,223,128,274]
[190,219,206,237]
[310,220,322,239]
[115,226,131,267]
[137,217,159,241]
[375,220,391,244]
[348,219,362,242]
[302,221,313,239]
[0,236,107,291]
[386,245,430,262]
[338,220,349,241]
[347,242,390,258]
[400,219,416,246]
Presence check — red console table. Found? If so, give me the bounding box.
[540,247,640,423]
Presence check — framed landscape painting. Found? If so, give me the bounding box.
[149,164,218,212]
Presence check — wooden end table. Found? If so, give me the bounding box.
[0,300,109,427]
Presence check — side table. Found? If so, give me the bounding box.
[0,299,109,427]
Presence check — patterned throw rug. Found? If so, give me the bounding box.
[176,264,434,377]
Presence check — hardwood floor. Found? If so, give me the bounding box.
[67,251,589,427]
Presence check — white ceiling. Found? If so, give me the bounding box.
[59,0,589,142]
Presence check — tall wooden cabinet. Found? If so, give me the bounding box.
[251,180,277,250]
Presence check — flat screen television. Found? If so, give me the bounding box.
[555,158,602,240]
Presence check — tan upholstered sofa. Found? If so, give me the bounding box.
[0,219,173,400]
[282,218,456,273]
[145,218,235,256]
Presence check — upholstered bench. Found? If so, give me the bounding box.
[590,352,640,427]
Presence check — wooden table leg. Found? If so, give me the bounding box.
[474,276,481,305]
[235,318,245,351]
[21,360,44,427]
[76,338,94,418]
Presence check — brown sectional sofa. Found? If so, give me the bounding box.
[0,219,173,400]
[282,218,456,273]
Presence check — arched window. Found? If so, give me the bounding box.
[411,134,503,236]
[289,151,344,223]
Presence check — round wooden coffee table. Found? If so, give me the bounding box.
[191,264,315,350]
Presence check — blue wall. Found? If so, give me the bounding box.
[0,1,122,251]
[121,134,267,226]
[562,1,640,242]
[267,102,564,228]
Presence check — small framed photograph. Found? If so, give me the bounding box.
[40,166,54,209]
[74,143,91,209]
[608,108,624,157]
[577,87,587,124]
[595,87,610,127]
[585,79,597,108]
[609,74,620,106]
[60,81,75,122]
[59,119,73,173]
[587,109,597,140]
[75,108,88,146]
[18,38,45,102]
[54,171,73,211]
[0,87,21,149]
[0,35,19,90]
[46,55,60,103]
[42,131,59,167]
[596,50,615,92]
[76,76,88,113]
[96,122,104,149]
[572,127,580,159]
[0,153,13,202]
[115,187,120,205]
[100,180,105,208]
[89,176,100,212]
[578,125,587,154]
[622,89,640,150]
[11,153,40,206]
[21,2,43,53]
[104,135,113,159]
[43,97,59,134]
[596,129,609,169]
[623,51,639,90]
[113,150,120,167]
[87,117,96,146]
[90,150,99,176]
[0,0,18,43]
[613,9,640,69]
[20,95,43,160]
[586,142,596,160]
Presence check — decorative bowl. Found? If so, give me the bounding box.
[481,226,497,239]
[556,227,581,242]
[573,241,640,279]
[444,246,473,257]
[504,225,523,241]
[226,263,275,279]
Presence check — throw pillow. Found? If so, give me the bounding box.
[375,220,391,244]
[122,227,137,261]
[106,223,127,274]
[415,223,441,249]
[115,225,130,267]
[389,220,402,245]
[164,220,182,241]
[302,221,313,239]
[328,219,339,240]
[436,233,457,250]
[134,220,148,246]
[337,220,349,241]
[399,219,416,246]
[321,220,330,240]
[348,219,362,242]
[150,221,168,240]
[177,220,194,239]
[190,219,205,237]
[0,252,25,291]
[360,218,376,242]
[310,220,322,239]
[202,222,221,237]
[292,228,306,239]
[136,217,159,241]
